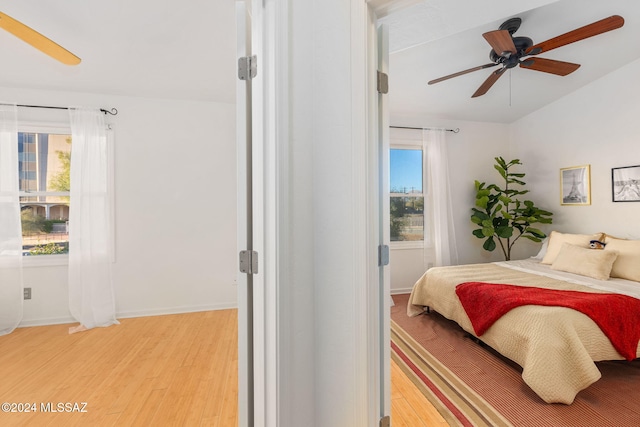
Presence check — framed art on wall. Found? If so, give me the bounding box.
[560,165,591,206]
[612,165,640,202]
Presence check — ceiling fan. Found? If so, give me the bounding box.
[428,15,624,98]
[0,11,80,65]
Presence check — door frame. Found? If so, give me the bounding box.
[239,1,398,425]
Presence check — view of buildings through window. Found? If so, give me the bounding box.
[390,147,424,241]
[19,132,71,256]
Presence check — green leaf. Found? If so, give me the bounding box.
[494,164,507,179]
[495,226,513,238]
[471,208,489,220]
[476,196,489,209]
[482,226,494,237]
[498,195,511,205]
[522,235,542,242]
[483,237,496,251]
[470,216,482,225]
[472,229,485,238]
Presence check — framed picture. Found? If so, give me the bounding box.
[560,165,591,205]
[612,165,640,202]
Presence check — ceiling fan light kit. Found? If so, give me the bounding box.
[0,11,81,65]
[428,15,624,98]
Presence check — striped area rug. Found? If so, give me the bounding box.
[391,293,640,427]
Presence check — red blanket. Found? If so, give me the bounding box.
[455,282,640,361]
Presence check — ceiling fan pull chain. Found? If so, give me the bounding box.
[509,69,512,107]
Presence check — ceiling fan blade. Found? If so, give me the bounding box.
[482,30,516,56]
[0,11,81,65]
[519,57,580,76]
[428,63,498,85]
[472,67,507,98]
[525,15,624,56]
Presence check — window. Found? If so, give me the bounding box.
[390,147,424,242]
[18,131,71,256]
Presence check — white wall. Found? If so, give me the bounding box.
[510,57,640,241]
[1,87,238,326]
[388,115,511,292]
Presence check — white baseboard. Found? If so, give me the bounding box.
[391,288,413,295]
[18,302,239,328]
[117,302,237,319]
[19,316,76,328]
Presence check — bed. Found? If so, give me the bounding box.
[407,231,640,404]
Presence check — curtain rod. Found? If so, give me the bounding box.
[17,104,118,116]
[390,125,459,134]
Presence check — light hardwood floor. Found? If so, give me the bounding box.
[391,358,450,427]
[0,310,237,427]
[0,309,446,427]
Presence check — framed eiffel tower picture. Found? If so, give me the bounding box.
[560,165,591,205]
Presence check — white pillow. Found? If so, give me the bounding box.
[551,243,618,280]
[532,238,549,260]
[604,237,640,282]
[540,231,605,265]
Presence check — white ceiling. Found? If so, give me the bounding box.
[383,0,640,123]
[0,0,236,104]
[0,1,637,125]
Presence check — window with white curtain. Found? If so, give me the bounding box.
[17,125,72,259]
[390,145,425,244]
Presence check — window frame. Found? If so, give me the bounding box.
[18,122,72,267]
[389,141,426,249]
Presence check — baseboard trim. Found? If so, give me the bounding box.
[18,302,239,328]
[117,302,238,319]
[391,288,413,295]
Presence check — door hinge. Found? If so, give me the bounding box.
[377,70,389,94]
[239,250,259,274]
[379,415,391,427]
[378,244,390,267]
[238,55,258,81]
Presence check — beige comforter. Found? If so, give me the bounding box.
[407,262,640,404]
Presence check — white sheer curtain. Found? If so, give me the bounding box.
[0,103,23,335]
[68,107,117,333]
[424,129,459,267]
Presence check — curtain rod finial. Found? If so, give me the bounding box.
[101,108,118,116]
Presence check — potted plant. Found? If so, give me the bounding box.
[471,157,553,260]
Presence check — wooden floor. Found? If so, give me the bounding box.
[0,310,237,427]
[391,358,450,427]
[0,309,446,427]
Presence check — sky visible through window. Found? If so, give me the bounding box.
[390,148,422,193]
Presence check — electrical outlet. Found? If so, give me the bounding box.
[24,287,31,300]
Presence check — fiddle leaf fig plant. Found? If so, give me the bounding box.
[471,157,553,260]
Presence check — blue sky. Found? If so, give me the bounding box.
[390,149,422,193]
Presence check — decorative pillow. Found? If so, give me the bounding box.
[551,243,618,280]
[540,231,605,265]
[603,237,640,282]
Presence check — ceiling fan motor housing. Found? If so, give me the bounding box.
[489,36,533,63]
